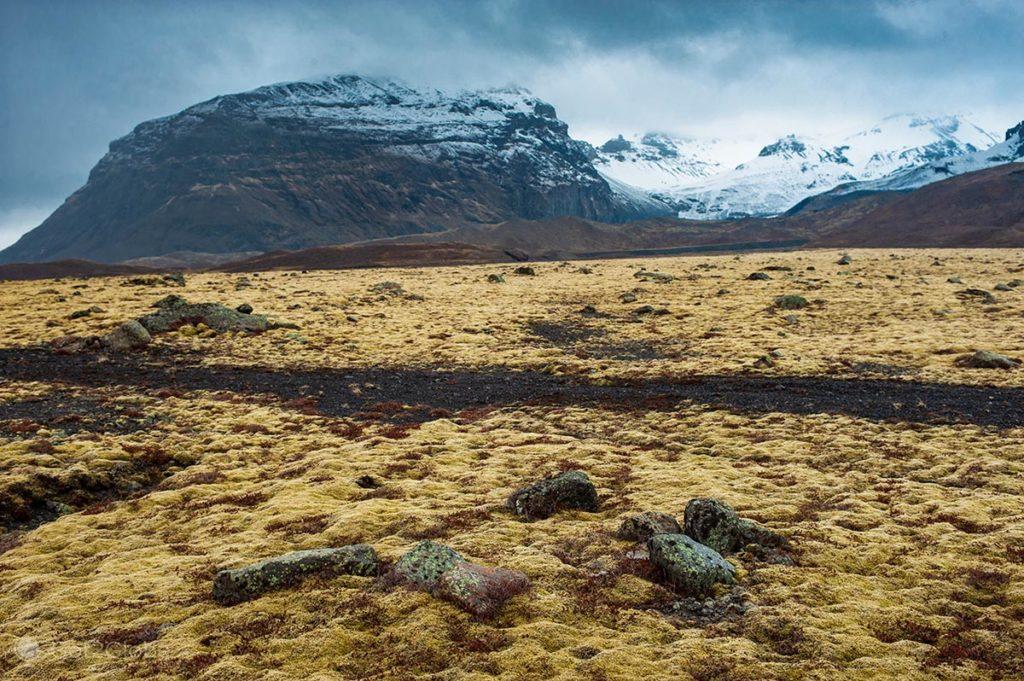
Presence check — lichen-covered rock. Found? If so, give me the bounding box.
[616,511,681,542]
[137,296,271,334]
[435,562,530,617]
[684,498,789,561]
[101,320,151,352]
[773,295,808,310]
[213,545,380,605]
[507,470,599,520]
[956,350,1021,369]
[393,540,464,591]
[648,533,736,595]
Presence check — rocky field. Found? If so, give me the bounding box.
[1,249,1023,679]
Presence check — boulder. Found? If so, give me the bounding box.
[648,533,736,595]
[616,511,681,542]
[435,562,530,617]
[956,350,1021,370]
[393,540,529,616]
[746,272,771,281]
[513,266,536,276]
[684,498,789,560]
[213,545,379,605]
[101,320,152,352]
[773,295,808,310]
[235,303,254,314]
[507,470,599,520]
[486,274,505,283]
[393,540,464,591]
[836,254,852,266]
[956,288,996,304]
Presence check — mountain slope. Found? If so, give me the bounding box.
[0,75,670,264]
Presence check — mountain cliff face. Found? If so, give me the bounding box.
[0,75,669,264]
[596,114,1001,219]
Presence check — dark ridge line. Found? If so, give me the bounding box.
[1,347,1022,429]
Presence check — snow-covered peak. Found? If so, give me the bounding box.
[594,112,1003,219]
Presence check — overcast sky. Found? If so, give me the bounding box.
[2,0,1022,247]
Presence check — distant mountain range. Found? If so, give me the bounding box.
[593,113,1014,219]
[0,74,1021,265]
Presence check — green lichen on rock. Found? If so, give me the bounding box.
[393,540,464,591]
[212,545,379,605]
[616,510,681,542]
[684,498,789,561]
[435,562,530,617]
[773,295,808,310]
[648,533,736,596]
[507,470,599,521]
[138,295,271,334]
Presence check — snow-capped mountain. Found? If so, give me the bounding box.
[822,119,1024,198]
[592,132,753,190]
[596,113,1002,219]
[0,75,669,264]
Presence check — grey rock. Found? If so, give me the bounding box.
[101,320,152,352]
[393,540,464,591]
[137,296,271,334]
[507,470,599,520]
[956,288,996,304]
[773,295,808,310]
[513,266,536,276]
[684,498,789,561]
[213,545,379,605]
[435,562,530,617]
[634,270,675,283]
[616,511,681,542]
[648,533,736,596]
[956,350,1021,370]
[235,303,254,314]
[836,254,852,266]
[746,272,771,281]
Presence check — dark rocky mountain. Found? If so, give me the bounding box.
[0,75,670,264]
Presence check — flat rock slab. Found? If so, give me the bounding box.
[213,545,379,605]
[648,533,736,596]
[507,470,599,520]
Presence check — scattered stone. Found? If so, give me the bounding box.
[746,272,771,281]
[122,273,185,287]
[956,289,996,304]
[659,585,752,626]
[956,350,1021,370]
[783,314,800,325]
[101,320,152,352]
[513,266,536,276]
[753,355,775,369]
[393,541,529,616]
[435,562,530,617]
[213,545,379,605]
[355,475,381,489]
[684,498,789,562]
[486,274,505,283]
[634,270,675,283]
[617,511,681,542]
[762,265,792,272]
[393,540,464,591]
[576,266,594,274]
[648,533,736,596]
[507,470,599,520]
[235,303,253,314]
[69,306,103,320]
[619,292,637,303]
[773,295,808,310]
[994,283,1012,292]
[1007,279,1024,288]
[947,276,963,284]
[633,305,668,316]
[836,254,852,266]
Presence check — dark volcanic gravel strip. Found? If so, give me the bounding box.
[1,347,1022,428]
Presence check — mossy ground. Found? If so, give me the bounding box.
[1,249,1022,679]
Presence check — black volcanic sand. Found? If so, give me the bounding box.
[0,390,155,437]
[2,347,1023,429]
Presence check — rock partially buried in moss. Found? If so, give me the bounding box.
[773,295,808,310]
[617,511,681,542]
[507,470,599,520]
[213,545,380,605]
[837,254,852,266]
[746,272,771,281]
[393,540,464,591]
[684,498,789,562]
[137,295,277,334]
[436,562,530,617]
[486,273,505,283]
[634,270,675,283]
[101,320,151,352]
[648,533,736,596]
[513,266,536,276]
[956,350,1021,370]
